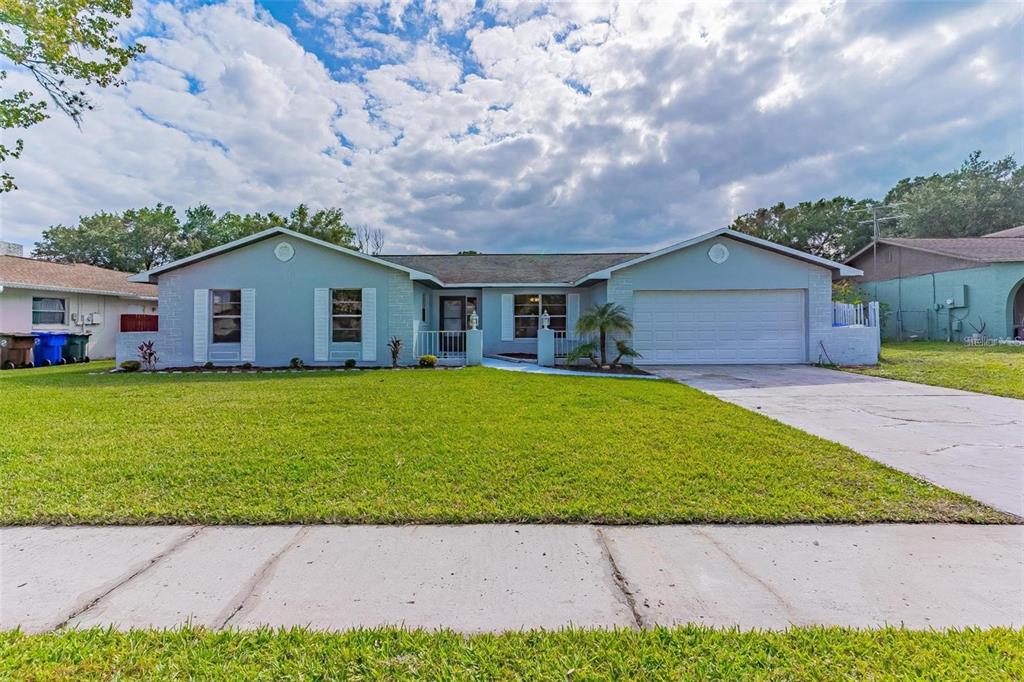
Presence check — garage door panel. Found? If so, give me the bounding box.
[633,290,806,365]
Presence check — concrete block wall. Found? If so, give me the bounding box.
[604,273,634,360]
[115,331,166,367]
[387,272,415,365]
[813,326,880,366]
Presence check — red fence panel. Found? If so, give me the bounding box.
[120,314,159,332]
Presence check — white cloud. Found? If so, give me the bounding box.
[1,0,1021,255]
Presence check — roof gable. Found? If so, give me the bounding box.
[128,227,442,285]
[573,228,861,283]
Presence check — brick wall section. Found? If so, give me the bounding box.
[387,272,415,365]
[807,268,880,365]
[158,272,186,366]
[605,273,634,358]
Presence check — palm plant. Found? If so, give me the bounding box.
[611,339,641,367]
[575,303,633,366]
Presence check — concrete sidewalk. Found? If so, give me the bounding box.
[3,524,1021,633]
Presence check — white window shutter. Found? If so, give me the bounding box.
[567,293,580,340]
[501,294,514,341]
[193,289,209,363]
[361,287,377,362]
[240,288,256,362]
[313,288,329,361]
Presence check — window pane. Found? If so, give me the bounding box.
[332,316,361,342]
[514,294,539,315]
[212,290,241,316]
[33,297,65,312]
[212,317,241,343]
[549,315,567,331]
[542,294,566,306]
[332,289,361,315]
[33,311,65,324]
[515,317,538,338]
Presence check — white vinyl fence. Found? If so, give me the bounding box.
[415,330,467,363]
[833,301,880,327]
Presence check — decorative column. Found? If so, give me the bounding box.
[466,310,483,366]
[537,309,555,367]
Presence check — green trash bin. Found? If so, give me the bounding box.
[62,333,91,364]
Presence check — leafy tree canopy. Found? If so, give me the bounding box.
[33,203,360,272]
[0,0,145,191]
[730,152,1024,261]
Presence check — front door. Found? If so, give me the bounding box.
[441,297,465,331]
[440,296,466,354]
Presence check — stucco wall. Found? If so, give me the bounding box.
[0,286,155,358]
[479,285,601,355]
[146,236,417,367]
[858,263,1024,340]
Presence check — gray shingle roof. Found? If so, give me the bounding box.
[379,252,645,284]
[982,225,1024,238]
[879,237,1024,263]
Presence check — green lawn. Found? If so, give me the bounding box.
[0,361,1009,524]
[847,341,1024,399]
[1,627,1021,680]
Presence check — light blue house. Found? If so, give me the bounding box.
[121,226,877,368]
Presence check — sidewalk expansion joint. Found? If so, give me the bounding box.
[217,525,312,629]
[54,526,204,630]
[594,527,645,629]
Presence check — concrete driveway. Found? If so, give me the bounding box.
[651,365,1024,517]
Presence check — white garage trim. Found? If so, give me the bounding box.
[633,289,806,365]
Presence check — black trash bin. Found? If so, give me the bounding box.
[63,333,92,363]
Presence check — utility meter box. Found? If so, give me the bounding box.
[948,284,967,308]
[86,312,103,326]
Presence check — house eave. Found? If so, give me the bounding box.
[0,280,157,300]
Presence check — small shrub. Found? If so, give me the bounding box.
[203,361,214,369]
[137,340,159,370]
[344,358,357,369]
[120,360,141,372]
[387,337,402,368]
[241,362,253,369]
[289,357,304,369]
[419,354,437,368]
[566,341,601,367]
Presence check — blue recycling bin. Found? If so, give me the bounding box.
[33,332,68,366]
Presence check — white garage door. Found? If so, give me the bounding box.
[633,290,806,364]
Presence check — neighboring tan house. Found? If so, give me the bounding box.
[0,243,158,359]
[119,226,876,368]
[845,226,1024,341]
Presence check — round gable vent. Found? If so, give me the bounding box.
[274,241,295,262]
[708,242,729,264]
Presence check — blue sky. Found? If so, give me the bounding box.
[2,0,1021,254]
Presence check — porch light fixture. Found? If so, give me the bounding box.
[540,310,551,329]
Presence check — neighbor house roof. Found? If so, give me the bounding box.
[0,255,158,299]
[982,225,1024,239]
[380,253,643,285]
[846,237,1024,265]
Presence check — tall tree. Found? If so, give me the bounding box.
[0,0,145,191]
[33,203,357,270]
[885,151,1024,237]
[33,203,180,272]
[730,197,874,261]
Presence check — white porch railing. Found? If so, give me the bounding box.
[833,301,879,327]
[415,330,467,363]
[553,331,594,363]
